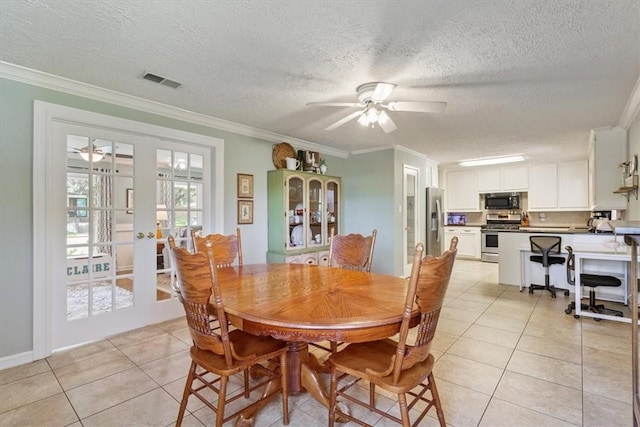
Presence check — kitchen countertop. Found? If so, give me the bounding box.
[497,226,606,234]
[446,224,614,234]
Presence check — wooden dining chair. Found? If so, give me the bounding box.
[311,229,378,355]
[169,236,289,427]
[190,228,243,332]
[328,228,377,272]
[191,227,243,267]
[328,236,458,427]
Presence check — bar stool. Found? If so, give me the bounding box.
[529,235,569,298]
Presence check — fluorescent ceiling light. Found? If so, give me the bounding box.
[459,155,525,167]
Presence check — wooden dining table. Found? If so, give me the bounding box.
[214,263,416,425]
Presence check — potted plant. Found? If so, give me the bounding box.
[319,159,327,174]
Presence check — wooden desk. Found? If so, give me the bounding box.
[214,263,414,419]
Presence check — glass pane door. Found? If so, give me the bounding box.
[326,180,339,243]
[287,175,304,249]
[66,136,134,321]
[55,121,211,348]
[155,148,205,301]
[308,177,323,247]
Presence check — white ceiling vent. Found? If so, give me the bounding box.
[141,72,182,89]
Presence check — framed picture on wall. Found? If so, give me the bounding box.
[237,173,254,198]
[238,200,253,224]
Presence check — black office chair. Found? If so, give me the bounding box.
[564,246,623,319]
[529,235,569,298]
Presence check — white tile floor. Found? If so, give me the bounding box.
[0,260,633,426]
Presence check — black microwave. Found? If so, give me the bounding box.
[485,193,520,210]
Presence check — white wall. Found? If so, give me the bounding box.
[627,113,640,219]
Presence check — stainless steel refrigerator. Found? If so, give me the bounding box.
[425,187,444,257]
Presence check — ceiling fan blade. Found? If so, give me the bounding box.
[325,111,363,131]
[371,83,397,102]
[377,111,397,133]
[306,102,363,108]
[385,101,447,113]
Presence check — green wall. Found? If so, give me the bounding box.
[0,76,349,359]
[0,76,429,361]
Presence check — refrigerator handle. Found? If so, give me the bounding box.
[435,199,442,242]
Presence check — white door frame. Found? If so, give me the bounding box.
[403,165,420,277]
[33,101,224,359]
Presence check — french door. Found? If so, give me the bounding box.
[34,102,221,356]
[403,166,420,277]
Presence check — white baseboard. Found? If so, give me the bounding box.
[0,351,34,371]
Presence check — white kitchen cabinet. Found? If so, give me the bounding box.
[589,126,627,210]
[558,160,589,209]
[502,164,529,191]
[528,160,588,211]
[528,163,558,210]
[478,164,529,193]
[446,170,480,211]
[477,169,501,192]
[444,226,481,259]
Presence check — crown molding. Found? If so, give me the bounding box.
[351,144,437,162]
[620,73,640,129]
[0,61,349,159]
[350,145,394,155]
[394,144,438,162]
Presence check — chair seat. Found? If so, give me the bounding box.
[329,338,435,393]
[190,331,287,375]
[188,329,288,374]
[530,255,565,265]
[580,274,622,288]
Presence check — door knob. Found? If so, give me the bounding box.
[147,232,155,239]
[137,232,145,239]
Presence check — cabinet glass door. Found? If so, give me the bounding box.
[308,177,323,247]
[326,180,339,243]
[287,175,304,249]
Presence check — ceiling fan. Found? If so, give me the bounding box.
[67,143,132,162]
[306,82,446,133]
[67,144,107,162]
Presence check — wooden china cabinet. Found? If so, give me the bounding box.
[267,169,341,264]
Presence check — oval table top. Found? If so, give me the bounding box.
[215,263,413,343]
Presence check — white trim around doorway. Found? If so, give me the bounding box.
[32,101,224,360]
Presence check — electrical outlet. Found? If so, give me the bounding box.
[539,212,545,221]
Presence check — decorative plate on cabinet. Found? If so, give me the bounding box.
[272,142,296,169]
[290,225,312,246]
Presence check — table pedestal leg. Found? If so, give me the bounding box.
[286,341,307,393]
[289,342,350,423]
[235,341,349,425]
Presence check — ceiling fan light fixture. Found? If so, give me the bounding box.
[366,107,379,122]
[310,81,444,133]
[174,159,187,170]
[79,145,104,162]
[459,155,525,167]
[357,113,369,126]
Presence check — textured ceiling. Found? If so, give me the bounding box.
[1,0,639,166]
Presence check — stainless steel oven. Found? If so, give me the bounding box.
[481,230,499,263]
[481,213,521,263]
